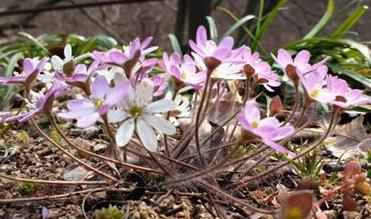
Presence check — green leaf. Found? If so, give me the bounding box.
[1,52,24,106]
[95,35,117,49]
[304,0,335,39]
[168,34,183,55]
[330,5,368,39]
[18,32,49,54]
[206,16,218,40]
[255,0,265,37]
[339,39,371,65]
[5,52,23,76]
[253,0,288,49]
[221,14,256,39]
[79,38,97,55]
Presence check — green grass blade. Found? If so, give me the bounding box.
[255,0,265,36]
[5,52,23,76]
[216,6,266,54]
[339,39,371,65]
[95,35,117,49]
[78,38,97,55]
[252,0,288,49]
[330,5,368,39]
[1,52,24,107]
[168,34,183,55]
[18,32,49,54]
[221,14,256,38]
[206,16,218,40]
[304,0,335,39]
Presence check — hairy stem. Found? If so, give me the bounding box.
[230,110,338,190]
[31,118,118,181]
[50,115,163,174]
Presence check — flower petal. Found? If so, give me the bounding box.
[145,115,176,135]
[262,138,295,158]
[136,118,157,151]
[76,112,100,128]
[294,50,310,67]
[147,99,177,113]
[107,110,128,123]
[92,76,110,99]
[64,44,72,59]
[115,118,135,147]
[51,56,64,69]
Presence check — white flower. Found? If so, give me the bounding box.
[112,79,177,151]
[165,93,191,127]
[51,44,73,71]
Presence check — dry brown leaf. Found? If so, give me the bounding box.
[326,116,370,159]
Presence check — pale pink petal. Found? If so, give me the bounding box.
[76,112,100,128]
[294,50,310,67]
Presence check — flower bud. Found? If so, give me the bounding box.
[285,64,300,87]
[270,96,283,116]
[280,190,313,219]
[243,64,255,78]
[63,60,75,76]
[204,57,221,72]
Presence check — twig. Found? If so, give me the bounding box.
[0,173,110,186]
[0,187,106,204]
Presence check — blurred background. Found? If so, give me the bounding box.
[0,0,370,51]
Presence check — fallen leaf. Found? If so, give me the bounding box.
[326,116,370,159]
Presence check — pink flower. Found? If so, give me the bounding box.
[150,75,168,97]
[273,49,327,86]
[0,58,47,89]
[92,37,158,65]
[58,76,130,128]
[161,52,206,89]
[274,49,312,74]
[189,25,233,61]
[326,75,370,108]
[238,100,295,157]
[301,66,334,104]
[5,84,66,122]
[234,46,281,91]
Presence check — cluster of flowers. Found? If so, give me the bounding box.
[0,26,369,156]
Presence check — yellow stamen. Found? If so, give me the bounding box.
[129,105,144,118]
[310,89,320,98]
[251,121,259,129]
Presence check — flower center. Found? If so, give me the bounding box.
[251,121,259,129]
[181,72,188,80]
[94,99,104,108]
[129,105,144,117]
[310,89,320,98]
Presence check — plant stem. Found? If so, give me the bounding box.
[230,110,338,190]
[160,142,244,186]
[197,179,275,214]
[50,115,163,174]
[194,73,212,166]
[282,85,299,126]
[30,118,118,181]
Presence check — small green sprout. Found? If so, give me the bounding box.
[17,182,40,195]
[93,204,124,219]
